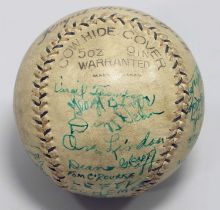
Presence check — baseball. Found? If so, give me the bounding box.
[14,7,204,197]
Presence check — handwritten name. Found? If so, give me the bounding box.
[119,148,156,175]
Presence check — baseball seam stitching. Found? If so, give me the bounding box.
[32,13,189,195]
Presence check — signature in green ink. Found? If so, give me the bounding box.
[62,117,102,154]
[69,160,115,171]
[57,81,164,157]
[55,81,164,128]
[55,79,88,99]
[68,94,106,117]
[114,179,142,194]
[136,131,164,149]
[105,131,163,160]
[94,108,164,133]
[188,66,204,130]
[119,148,156,175]
[68,170,135,182]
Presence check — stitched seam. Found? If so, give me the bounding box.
[32,13,189,193]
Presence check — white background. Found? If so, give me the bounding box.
[0,0,219,210]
